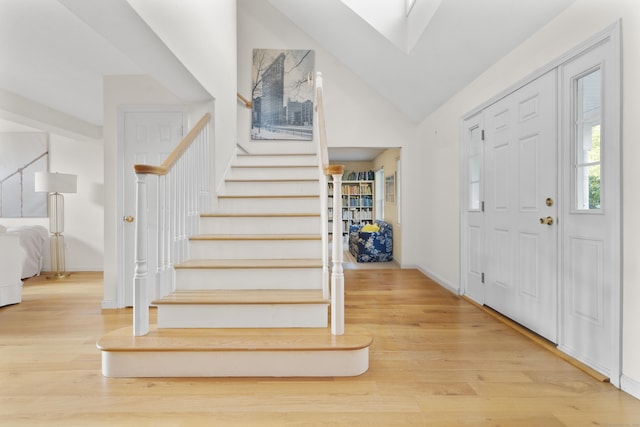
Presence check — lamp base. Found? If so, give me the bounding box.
[45,272,72,280]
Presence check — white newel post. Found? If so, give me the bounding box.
[331,172,344,335]
[133,172,149,336]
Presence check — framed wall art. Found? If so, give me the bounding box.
[385,173,396,204]
[250,49,315,140]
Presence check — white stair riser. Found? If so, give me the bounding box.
[200,216,322,235]
[189,239,323,259]
[157,303,328,328]
[216,197,320,214]
[175,268,323,290]
[102,347,369,377]
[224,180,320,196]
[228,167,318,180]
[234,155,318,167]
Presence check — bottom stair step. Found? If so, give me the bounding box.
[97,326,373,377]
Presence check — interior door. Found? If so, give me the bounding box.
[120,110,185,307]
[484,70,558,342]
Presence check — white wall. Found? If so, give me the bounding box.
[49,133,104,271]
[412,0,640,397]
[127,0,237,190]
[237,0,414,150]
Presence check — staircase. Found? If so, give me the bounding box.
[98,141,372,378]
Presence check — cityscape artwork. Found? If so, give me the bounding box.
[251,49,315,140]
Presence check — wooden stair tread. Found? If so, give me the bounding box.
[97,325,372,352]
[218,194,318,199]
[190,234,321,241]
[237,153,316,157]
[175,259,323,269]
[232,165,316,168]
[152,289,329,305]
[201,213,320,218]
[226,178,319,182]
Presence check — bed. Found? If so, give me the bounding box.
[0,224,48,307]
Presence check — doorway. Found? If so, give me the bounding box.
[460,23,621,384]
[117,108,186,307]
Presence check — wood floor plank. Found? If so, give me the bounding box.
[0,270,639,426]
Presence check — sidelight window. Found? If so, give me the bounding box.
[575,68,602,211]
[468,126,482,210]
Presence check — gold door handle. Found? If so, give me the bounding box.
[539,216,553,226]
[123,216,134,223]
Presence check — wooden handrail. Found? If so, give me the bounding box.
[237,92,252,109]
[0,151,48,183]
[133,113,211,175]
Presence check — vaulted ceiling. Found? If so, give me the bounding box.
[0,0,576,134]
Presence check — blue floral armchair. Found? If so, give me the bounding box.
[348,220,393,263]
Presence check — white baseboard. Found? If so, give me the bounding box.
[621,374,640,401]
[101,299,119,309]
[415,266,460,295]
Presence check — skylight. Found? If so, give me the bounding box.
[340,0,442,54]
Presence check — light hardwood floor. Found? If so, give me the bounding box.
[1,270,639,426]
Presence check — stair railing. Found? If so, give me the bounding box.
[237,92,252,109]
[0,151,48,217]
[315,72,345,336]
[131,113,212,336]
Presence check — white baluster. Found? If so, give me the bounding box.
[167,169,175,293]
[133,173,149,336]
[155,176,164,302]
[203,125,211,212]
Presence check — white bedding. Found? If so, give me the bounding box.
[5,225,48,278]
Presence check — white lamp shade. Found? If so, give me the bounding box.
[34,172,77,194]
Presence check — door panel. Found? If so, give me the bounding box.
[559,40,620,379]
[462,113,484,303]
[484,69,558,342]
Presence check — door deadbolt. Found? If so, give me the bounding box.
[546,197,554,207]
[123,216,134,223]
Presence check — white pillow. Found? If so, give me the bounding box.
[0,224,6,233]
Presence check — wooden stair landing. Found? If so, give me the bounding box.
[98,326,373,378]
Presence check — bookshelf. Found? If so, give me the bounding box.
[328,179,375,236]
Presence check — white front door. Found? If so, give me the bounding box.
[484,70,558,342]
[461,25,621,384]
[119,110,185,307]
